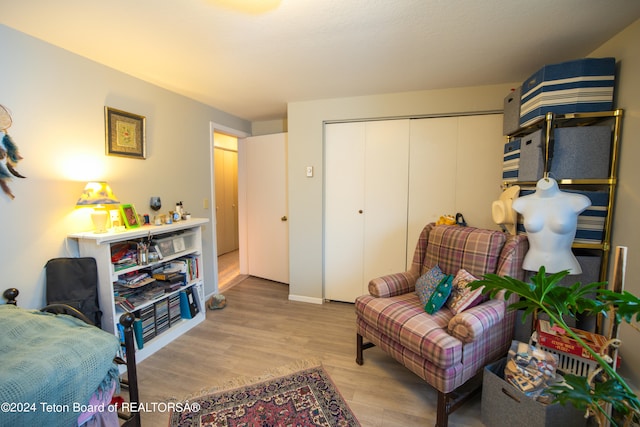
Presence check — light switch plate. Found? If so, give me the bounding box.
[306,166,314,177]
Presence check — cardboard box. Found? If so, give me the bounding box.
[536,319,609,362]
[481,358,586,427]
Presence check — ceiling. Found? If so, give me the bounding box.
[2,0,640,122]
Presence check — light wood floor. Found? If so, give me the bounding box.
[216,250,247,292]
[135,272,485,426]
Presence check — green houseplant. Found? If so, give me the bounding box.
[472,267,640,426]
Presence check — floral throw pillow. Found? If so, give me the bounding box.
[446,269,484,315]
[415,265,454,314]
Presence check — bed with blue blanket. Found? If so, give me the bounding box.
[0,303,122,426]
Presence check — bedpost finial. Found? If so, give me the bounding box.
[3,288,19,305]
[119,311,135,328]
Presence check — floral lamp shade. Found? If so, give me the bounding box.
[76,181,119,207]
[76,181,120,233]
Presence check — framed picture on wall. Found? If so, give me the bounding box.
[105,107,146,159]
[120,204,140,229]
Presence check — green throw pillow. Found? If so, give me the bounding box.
[415,266,453,314]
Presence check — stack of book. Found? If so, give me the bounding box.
[111,242,138,271]
[153,268,186,292]
[115,295,136,311]
[115,272,155,289]
[114,272,160,310]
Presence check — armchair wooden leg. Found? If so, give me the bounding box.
[436,391,449,427]
[356,333,375,365]
[435,372,483,427]
[356,333,364,365]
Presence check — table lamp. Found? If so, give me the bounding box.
[76,181,120,233]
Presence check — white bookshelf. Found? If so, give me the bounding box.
[68,218,208,365]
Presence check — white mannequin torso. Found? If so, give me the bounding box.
[512,178,591,273]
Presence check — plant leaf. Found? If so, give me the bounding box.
[546,374,595,411]
[597,290,640,324]
[472,267,609,321]
[548,374,640,416]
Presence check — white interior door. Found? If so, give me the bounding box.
[245,133,289,284]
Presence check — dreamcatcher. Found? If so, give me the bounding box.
[0,104,25,199]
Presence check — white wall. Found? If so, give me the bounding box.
[590,19,640,389]
[0,24,251,308]
[286,84,516,302]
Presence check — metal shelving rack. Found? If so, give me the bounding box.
[504,109,623,282]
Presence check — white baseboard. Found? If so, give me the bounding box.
[288,294,323,305]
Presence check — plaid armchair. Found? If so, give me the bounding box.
[355,223,528,427]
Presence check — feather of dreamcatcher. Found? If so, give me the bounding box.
[0,134,26,179]
[0,182,14,199]
[0,156,15,199]
[0,156,12,178]
[7,162,26,178]
[0,104,25,199]
[2,133,23,163]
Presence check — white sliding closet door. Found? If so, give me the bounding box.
[455,115,504,229]
[406,114,504,268]
[407,117,458,254]
[324,120,409,303]
[363,120,410,286]
[325,114,503,299]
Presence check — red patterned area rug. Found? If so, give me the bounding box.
[169,364,360,427]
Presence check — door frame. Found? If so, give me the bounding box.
[209,122,250,292]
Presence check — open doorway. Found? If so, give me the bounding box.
[210,126,289,293]
[213,131,247,291]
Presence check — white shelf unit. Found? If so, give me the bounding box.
[68,218,208,365]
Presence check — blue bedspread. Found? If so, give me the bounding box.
[0,304,120,427]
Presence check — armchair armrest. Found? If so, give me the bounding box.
[368,271,419,298]
[447,299,505,343]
